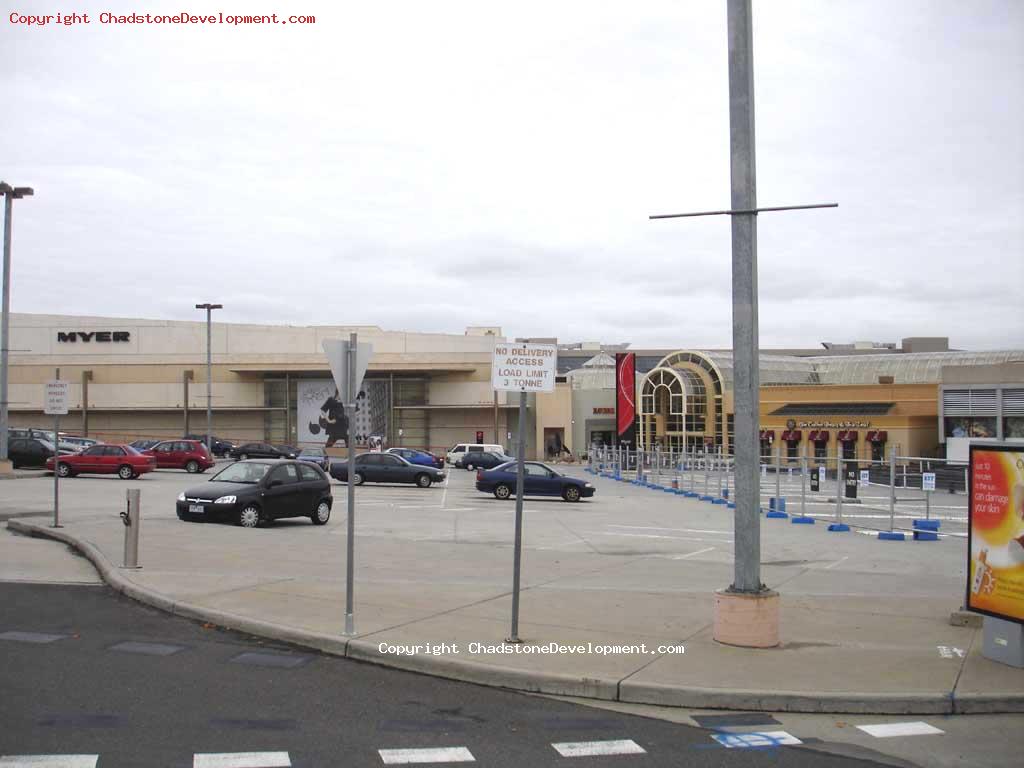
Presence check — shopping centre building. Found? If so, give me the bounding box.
[7,313,1023,462]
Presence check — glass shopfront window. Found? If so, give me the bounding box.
[944,417,997,439]
[871,440,885,462]
[814,441,828,460]
[1005,417,1024,439]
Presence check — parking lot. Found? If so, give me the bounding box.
[1,457,965,602]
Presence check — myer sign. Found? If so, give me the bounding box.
[492,342,556,393]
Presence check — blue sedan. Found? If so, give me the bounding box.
[475,461,595,503]
[386,447,444,469]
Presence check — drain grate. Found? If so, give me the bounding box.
[0,630,69,644]
[108,641,187,656]
[228,651,313,669]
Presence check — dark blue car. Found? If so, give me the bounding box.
[386,447,444,469]
[475,461,595,503]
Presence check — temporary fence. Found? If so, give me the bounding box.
[586,444,968,542]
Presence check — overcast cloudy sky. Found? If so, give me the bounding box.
[3,0,1022,350]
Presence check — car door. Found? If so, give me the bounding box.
[76,444,105,472]
[8,438,27,467]
[151,441,174,468]
[377,454,408,483]
[357,454,383,482]
[523,463,553,495]
[262,463,301,518]
[102,445,127,473]
[296,462,324,510]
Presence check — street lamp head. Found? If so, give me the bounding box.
[195,303,223,310]
[0,183,33,198]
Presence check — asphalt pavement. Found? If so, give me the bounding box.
[2,582,893,768]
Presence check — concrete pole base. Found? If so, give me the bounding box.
[713,589,780,648]
[0,459,14,477]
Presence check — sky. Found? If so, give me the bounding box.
[3,0,1023,350]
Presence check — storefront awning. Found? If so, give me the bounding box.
[809,430,830,442]
[838,430,858,442]
[781,430,802,442]
[866,430,888,442]
[759,430,775,440]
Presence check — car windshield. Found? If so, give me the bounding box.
[123,445,142,455]
[37,440,56,451]
[301,448,325,456]
[211,462,270,483]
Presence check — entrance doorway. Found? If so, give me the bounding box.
[544,427,566,460]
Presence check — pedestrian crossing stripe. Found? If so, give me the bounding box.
[856,722,945,738]
[378,747,475,764]
[193,753,291,768]
[551,740,646,757]
[0,758,98,768]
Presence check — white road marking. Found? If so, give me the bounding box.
[193,753,291,768]
[856,722,945,738]
[671,546,716,560]
[0,758,99,768]
[712,731,802,748]
[584,532,732,543]
[822,556,849,570]
[608,525,732,535]
[551,740,646,757]
[378,747,475,764]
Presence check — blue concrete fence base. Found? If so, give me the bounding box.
[827,523,850,532]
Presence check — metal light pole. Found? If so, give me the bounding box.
[345,331,357,636]
[0,182,34,465]
[648,1,836,647]
[194,303,222,453]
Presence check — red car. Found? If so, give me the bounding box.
[143,439,215,473]
[46,444,156,479]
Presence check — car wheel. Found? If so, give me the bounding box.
[415,473,432,488]
[311,500,331,525]
[563,485,582,502]
[118,464,134,480]
[56,462,72,478]
[239,453,248,461]
[494,483,512,500]
[237,504,262,528]
[353,472,365,486]
[185,460,200,474]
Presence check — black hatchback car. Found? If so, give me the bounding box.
[7,437,60,469]
[454,450,514,471]
[184,434,236,457]
[329,452,446,487]
[229,442,296,460]
[177,459,332,527]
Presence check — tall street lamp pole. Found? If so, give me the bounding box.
[195,303,222,454]
[0,182,34,466]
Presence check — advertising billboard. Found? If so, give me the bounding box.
[615,352,636,447]
[967,444,1024,624]
[297,379,388,448]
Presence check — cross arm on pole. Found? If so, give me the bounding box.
[649,202,837,220]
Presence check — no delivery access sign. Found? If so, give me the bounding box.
[492,342,556,393]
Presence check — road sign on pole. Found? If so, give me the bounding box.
[44,380,69,415]
[491,341,556,643]
[322,336,373,638]
[491,342,556,393]
[923,472,936,491]
[322,338,373,406]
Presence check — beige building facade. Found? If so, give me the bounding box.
[6,313,534,456]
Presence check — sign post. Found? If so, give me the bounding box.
[44,373,68,528]
[322,336,374,637]
[491,341,556,643]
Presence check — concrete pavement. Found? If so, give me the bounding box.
[4,464,1023,715]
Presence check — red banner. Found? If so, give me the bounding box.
[615,352,636,446]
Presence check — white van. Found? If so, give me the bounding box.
[446,443,503,465]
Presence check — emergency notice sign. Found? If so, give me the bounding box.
[492,342,556,393]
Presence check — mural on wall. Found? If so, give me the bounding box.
[297,379,388,447]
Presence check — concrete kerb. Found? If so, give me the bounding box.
[7,518,1023,715]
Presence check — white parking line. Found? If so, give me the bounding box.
[0,758,99,768]
[551,740,646,757]
[671,546,716,560]
[608,525,733,535]
[585,532,732,543]
[193,753,291,768]
[855,722,945,738]
[378,747,475,764]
